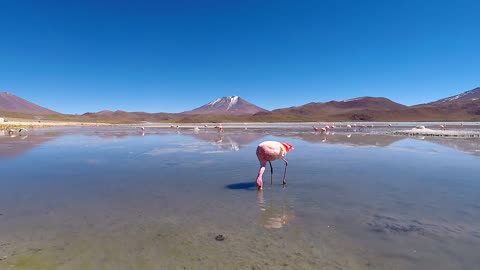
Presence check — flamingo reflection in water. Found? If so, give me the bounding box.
[256,190,295,229]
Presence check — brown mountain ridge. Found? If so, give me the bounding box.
[2,88,480,122]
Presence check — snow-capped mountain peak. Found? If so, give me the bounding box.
[226,96,239,110]
[342,97,365,102]
[183,96,268,115]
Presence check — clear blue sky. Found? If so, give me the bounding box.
[1,0,479,114]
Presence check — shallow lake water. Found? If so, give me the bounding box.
[1,127,480,270]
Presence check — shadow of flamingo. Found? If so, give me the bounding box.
[225,182,257,191]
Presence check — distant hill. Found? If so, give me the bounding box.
[0,92,59,115]
[81,110,177,123]
[253,97,409,121]
[183,96,268,115]
[407,87,480,121]
[249,89,480,122]
[2,87,480,123]
[426,87,480,106]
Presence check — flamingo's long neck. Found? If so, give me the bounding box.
[256,165,266,189]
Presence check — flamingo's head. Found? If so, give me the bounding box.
[256,178,263,189]
[281,142,295,152]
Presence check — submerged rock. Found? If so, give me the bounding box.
[215,235,225,241]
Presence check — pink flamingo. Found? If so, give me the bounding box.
[255,141,294,189]
[214,124,224,132]
[312,126,319,132]
[439,124,445,131]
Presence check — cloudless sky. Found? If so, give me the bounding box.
[1,0,479,114]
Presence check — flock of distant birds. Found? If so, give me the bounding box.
[310,123,381,132]
[134,122,454,134]
[167,124,224,132]
[2,128,29,137]
[309,123,456,132]
[137,124,225,133]
[0,122,461,139]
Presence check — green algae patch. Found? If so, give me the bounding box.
[13,254,57,270]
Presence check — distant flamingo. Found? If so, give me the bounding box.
[256,141,294,189]
[439,124,446,131]
[312,126,319,132]
[139,126,145,132]
[214,124,224,132]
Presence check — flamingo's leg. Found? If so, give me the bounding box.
[282,157,288,186]
[268,161,273,185]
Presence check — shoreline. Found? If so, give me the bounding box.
[2,120,480,137]
[0,121,112,129]
[392,128,480,138]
